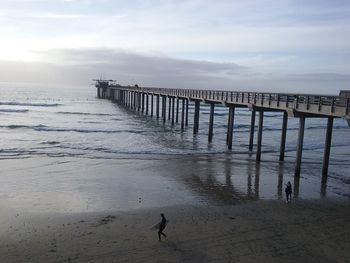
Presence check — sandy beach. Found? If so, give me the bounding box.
[0,199,349,263]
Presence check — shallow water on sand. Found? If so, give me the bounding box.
[0,83,349,214]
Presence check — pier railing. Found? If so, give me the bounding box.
[108,85,350,119]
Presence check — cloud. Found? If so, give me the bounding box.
[37,48,248,77]
[30,13,87,19]
[0,48,349,94]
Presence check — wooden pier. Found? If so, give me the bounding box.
[94,80,350,177]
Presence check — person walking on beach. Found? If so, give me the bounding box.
[285,181,292,203]
[158,213,167,241]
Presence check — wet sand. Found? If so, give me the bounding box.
[0,199,349,263]
[0,156,350,262]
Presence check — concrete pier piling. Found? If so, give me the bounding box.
[227,106,235,150]
[248,110,256,151]
[168,97,171,121]
[185,99,189,126]
[171,97,175,125]
[162,96,166,122]
[141,93,144,113]
[138,92,141,112]
[156,95,160,119]
[151,94,154,117]
[193,100,200,134]
[176,98,179,123]
[94,80,350,177]
[322,117,334,176]
[208,103,215,142]
[181,99,185,129]
[256,111,264,162]
[279,112,288,161]
[295,116,306,176]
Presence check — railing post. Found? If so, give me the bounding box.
[331,97,335,113]
[318,96,322,111]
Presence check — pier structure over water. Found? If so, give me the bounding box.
[94,79,350,177]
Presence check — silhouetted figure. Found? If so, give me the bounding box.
[285,181,292,203]
[158,213,167,241]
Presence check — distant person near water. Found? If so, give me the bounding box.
[158,213,167,241]
[285,181,292,203]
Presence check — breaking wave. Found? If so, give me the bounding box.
[57,111,113,116]
[0,101,61,107]
[0,109,29,113]
[0,124,143,134]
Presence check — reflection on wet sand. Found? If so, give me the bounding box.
[180,155,329,205]
[115,106,336,202]
[277,163,284,199]
[294,174,300,199]
[321,173,328,198]
[254,162,260,199]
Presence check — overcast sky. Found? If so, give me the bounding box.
[1,0,350,93]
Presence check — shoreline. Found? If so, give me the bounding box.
[1,198,349,262]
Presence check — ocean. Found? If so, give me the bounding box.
[0,83,349,214]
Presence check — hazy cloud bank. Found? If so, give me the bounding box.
[0,48,348,94]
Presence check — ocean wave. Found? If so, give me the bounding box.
[1,124,46,129]
[40,141,60,145]
[0,124,143,134]
[0,101,61,107]
[56,111,113,116]
[0,109,29,113]
[282,141,350,152]
[215,124,254,130]
[201,112,227,116]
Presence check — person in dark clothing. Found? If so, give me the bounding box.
[158,213,167,241]
[285,181,292,203]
